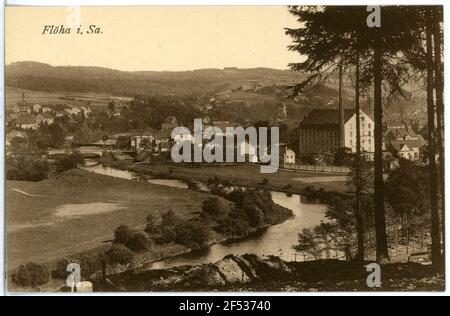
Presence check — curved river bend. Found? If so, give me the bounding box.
[81,163,326,269]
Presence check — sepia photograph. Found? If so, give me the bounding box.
[2,4,446,295]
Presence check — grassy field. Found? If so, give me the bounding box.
[6,169,232,271]
[5,86,131,112]
[127,163,351,194]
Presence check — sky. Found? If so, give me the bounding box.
[5,6,302,71]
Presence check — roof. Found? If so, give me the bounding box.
[299,109,356,126]
[390,137,427,152]
[386,128,417,139]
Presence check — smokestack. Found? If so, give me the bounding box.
[338,64,345,148]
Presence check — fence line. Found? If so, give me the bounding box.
[282,164,351,174]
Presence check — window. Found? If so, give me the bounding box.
[368,123,371,129]
[350,131,353,137]
[368,131,371,136]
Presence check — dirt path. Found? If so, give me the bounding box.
[10,188,43,198]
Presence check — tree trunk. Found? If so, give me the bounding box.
[373,31,390,264]
[338,64,345,148]
[355,48,365,261]
[426,10,443,274]
[433,6,445,269]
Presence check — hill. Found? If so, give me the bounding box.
[5,61,304,96]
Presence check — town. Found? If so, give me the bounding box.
[6,90,430,172]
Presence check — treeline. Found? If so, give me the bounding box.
[287,5,444,272]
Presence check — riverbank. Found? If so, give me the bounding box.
[101,159,351,195]
[96,254,445,292]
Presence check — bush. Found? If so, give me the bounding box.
[105,244,134,265]
[175,221,209,249]
[12,262,50,287]
[114,225,132,245]
[6,156,49,181]
[53,255,101,280]
[127,231,152,251]
[144,214,156,234]
[202,197,221,216]
[261,178,269,185]
[161,210,180,226]
[243,203,265,227]
[185,180,200,190]
[54,151,83,173]
[215,218,251,237]
[154,225,177,244]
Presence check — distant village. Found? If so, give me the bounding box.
[6,91,430,171]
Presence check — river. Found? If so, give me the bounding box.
[81,163,327,268]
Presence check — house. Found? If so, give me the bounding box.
[383,116,407,131]
[16,114,38,130]
[388,139,426,161]
[280,145,296,164]
[384,128,427,161]
[65,106,82,116]
[32,104,42,113]
[6,130,27,147]
[55,110,66,118]
[385,128,421,143]
[36,113,54,125]
[42,106,52,113]
[299,109,374,156]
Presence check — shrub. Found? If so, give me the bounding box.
[127,231,152,251]
[12,262,50,287]
[215,218,251,237]
[55,152,83,173]
[155,225,177,244]
[243,203,265,227]
[261,178,269,185]
[53,255,101,280]
[105,244,134,265]
[202,197,221,216]
[185,180,200,190]
[114,225,132,245]
[226,188,246,206]
[6,156,49,181]
[144,214,157,234]
[161,210,180,226]
[175,221,209,249]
